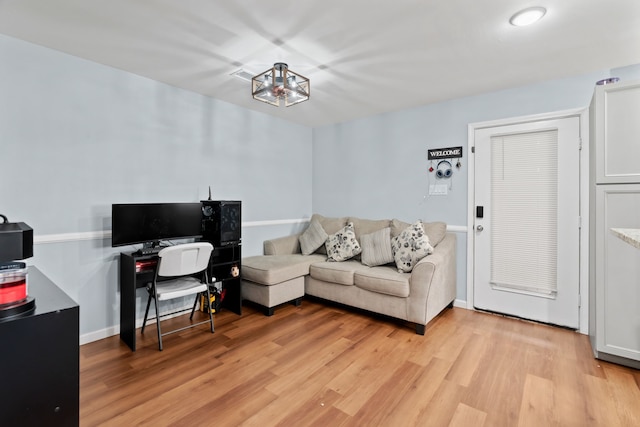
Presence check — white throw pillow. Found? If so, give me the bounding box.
[360,227,394,267]
[299,219,329,255]
[391,221,433,272]
[325,222,362,262]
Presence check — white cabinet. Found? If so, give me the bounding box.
[591,80,640,183]
[592,185,640,365]
[589,79,640,369]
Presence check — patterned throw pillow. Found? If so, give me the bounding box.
[325,222,362,262]
[360,227,394,267]
[391,219,447,246]
[391,221,434,273]
[299,219,329,255]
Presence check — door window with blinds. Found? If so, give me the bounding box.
[490,130,558,298]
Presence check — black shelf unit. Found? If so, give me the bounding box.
[119,252,158,351]
[209,244,242,315]
[201,200,242,316]
[0,267,79,426]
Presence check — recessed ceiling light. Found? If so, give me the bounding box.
[509,6,546,26]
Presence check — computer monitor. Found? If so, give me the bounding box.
[111,202,202,248]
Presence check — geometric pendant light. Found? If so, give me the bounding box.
[252,63,310,107]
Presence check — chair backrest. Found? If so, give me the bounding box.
[156,242,213,278]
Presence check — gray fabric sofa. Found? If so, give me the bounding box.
[241,215,457,334]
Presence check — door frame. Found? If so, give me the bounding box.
[466,107,590,334]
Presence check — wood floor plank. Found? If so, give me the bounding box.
[349,360,424,425]
[265,337,353,396]
[448,403,487,427]
[79,302,640,426]
[517,374,556,427]
[602,363,640,426]
[547,357,592,427]
[445,332,488,387]
[329,334,417,416]
[581,371,623,426]
[414,378,467,426]
[378,356,454,425]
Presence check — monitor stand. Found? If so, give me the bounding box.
[137,241,166,256]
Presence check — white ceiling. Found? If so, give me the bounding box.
[0,0,639,127]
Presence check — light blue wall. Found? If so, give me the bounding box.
[0,34,313,338]
[3,29,638,340]
[611,64,640,81]
[312,69,614,301]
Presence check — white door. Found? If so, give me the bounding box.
[473,116,580,328]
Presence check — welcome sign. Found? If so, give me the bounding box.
[427,146,463,160]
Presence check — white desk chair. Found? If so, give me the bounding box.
[141,242,214,351]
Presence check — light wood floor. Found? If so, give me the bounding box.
[80,300,640,426]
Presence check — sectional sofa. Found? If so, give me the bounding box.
[241,214,457,334]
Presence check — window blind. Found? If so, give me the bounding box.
[490,130,558,297]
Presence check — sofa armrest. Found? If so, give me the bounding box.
[264,233,302,255]
[407,232,457,327]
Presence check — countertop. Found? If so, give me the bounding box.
[610,228,640,250]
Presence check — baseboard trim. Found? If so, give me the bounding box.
[453,299,468,309]
[79,304,193,345]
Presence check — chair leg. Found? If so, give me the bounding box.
[142,293,153,333]
[190,293,199,320]
[206,287,214,333]
[154,295,163,351]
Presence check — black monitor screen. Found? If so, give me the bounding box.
[111,203,202,247]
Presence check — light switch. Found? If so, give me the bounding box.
[429,184,448,195]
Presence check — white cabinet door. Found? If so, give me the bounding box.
[591,80,640,184]
[594,184,640,361]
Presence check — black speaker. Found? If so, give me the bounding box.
[201,200,241,246]
[0,222,33,264]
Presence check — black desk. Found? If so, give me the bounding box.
[0,267,79,426]
[119,251,242,351]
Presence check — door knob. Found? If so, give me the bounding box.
[476,225,484,231]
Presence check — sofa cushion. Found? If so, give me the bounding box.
[310,214,348,254]
[299,219,328,255]
[391,219,447,247]
[391,221,434,273]
[354,266,410,298]
[349,217,391,241]
[390,219,411,239]
[325,222,362,262]
[360,227,394,267]
[309,260,369,286]
[242,254,326,285]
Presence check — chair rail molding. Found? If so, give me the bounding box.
[33,220,468,245]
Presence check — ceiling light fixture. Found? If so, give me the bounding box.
[596,77,620,85]
[252,63,310,107]
[509,6,546,26]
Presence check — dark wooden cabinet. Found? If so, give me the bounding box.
[0,267,79,426]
